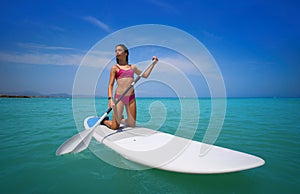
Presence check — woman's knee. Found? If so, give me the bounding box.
[127,119,136,128]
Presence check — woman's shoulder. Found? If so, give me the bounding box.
[111,64,119,69]
[110,65,119,73]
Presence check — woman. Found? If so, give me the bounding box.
[102,44,158,130]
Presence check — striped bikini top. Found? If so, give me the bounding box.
[115,65,134,80]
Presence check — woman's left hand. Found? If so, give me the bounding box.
[152,56,159,62]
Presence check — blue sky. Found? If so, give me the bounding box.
[0,0,299,97]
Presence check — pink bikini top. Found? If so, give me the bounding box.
[115,65,134,80]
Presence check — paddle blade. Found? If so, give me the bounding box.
[56,128,94,156]
[72,129,95,153]
[56,115,106,155]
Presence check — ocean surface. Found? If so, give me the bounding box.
[0,97,299,194]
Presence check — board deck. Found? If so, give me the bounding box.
[85,116,265,174]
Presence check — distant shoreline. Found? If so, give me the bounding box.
[1,94,299,99]
[0,94,59,98]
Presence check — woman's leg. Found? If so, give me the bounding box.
[104,102,124,130]
[126,99,136,127]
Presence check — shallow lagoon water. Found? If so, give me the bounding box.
[0,98,299,193]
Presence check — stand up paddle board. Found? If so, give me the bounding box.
[85,116,265,174]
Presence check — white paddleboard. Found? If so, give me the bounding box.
[85,116,265,174]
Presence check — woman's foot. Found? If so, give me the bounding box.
[100,116,109,125]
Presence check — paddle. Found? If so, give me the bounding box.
[56,59,158,155]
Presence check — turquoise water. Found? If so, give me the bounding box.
[0,98,299,194]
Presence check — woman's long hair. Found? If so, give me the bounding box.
[116,44,129,64]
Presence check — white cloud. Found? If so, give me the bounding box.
[146,0,178,13]
[0,43,116,67]
[80,50,115,68]
[133,53,218,78]
[0,41,118,67]
[0,51,83,66]
[202,30,223,41]
[17,42,77,51]
[151,56,202,75]
[47,24,65,32]
[83,16,111,32]
[23,19,66,32]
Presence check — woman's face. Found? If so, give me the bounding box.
[115,46,126,59]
